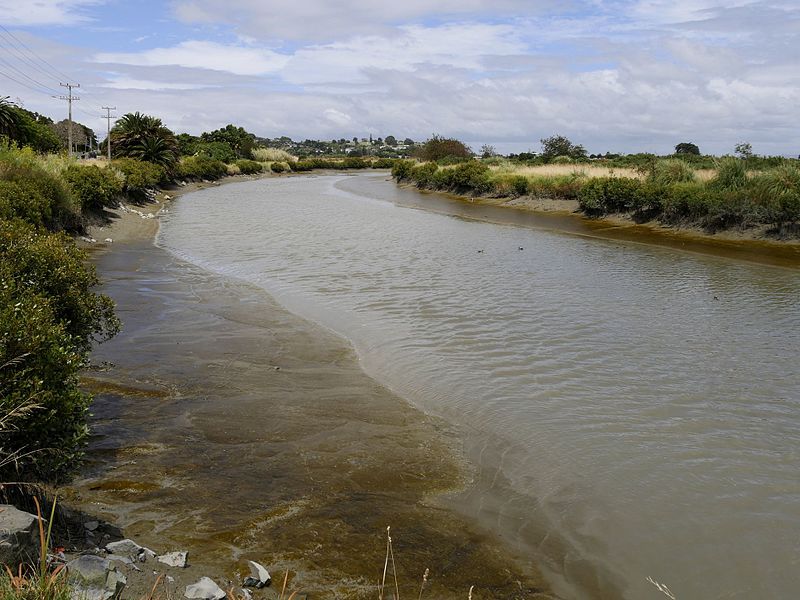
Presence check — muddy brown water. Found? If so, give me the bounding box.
[71,173,800,600]
[67,240,552,599]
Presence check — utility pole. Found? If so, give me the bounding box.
[102,106,116,162]
[56,82,80,155]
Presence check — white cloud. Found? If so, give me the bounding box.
[171,0,557,41]
[98,76,212,91]
[93,41,289,76]
[0,0,102,26]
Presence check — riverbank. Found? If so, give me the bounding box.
[389,181,800,269]
[64,174,558,599]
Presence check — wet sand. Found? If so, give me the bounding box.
[65,183,556,598]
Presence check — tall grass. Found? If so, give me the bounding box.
[252,147,296,162]
[0,497,70,600]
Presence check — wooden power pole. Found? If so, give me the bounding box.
[56,82,80,155]
[102,106,116,162]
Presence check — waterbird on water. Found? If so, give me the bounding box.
[518,246,524,250]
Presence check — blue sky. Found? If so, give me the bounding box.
[1,0,798,155]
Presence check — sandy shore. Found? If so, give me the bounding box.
[66,176,558,599]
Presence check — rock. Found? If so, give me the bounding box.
[157,551,188,568]
[185,577,226,600]
[84,521,100,532]
[105,539,142,557]
[66,555,126,600]
[243,560,271,588]
[0,505,40,566]
[104,238,113,243]
[105,554,134,565]
[241,589,252,600]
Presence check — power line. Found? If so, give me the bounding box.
[0,54,61,95]
[0,24,73,83]
[0,66,57,96]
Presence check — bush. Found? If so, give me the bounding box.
[0,219,119,481]
[234,159,264,175]
[270,162,287,173]
[342,157,368,169]
[112,158,166,192]
[577,177,646,215]
[176,155,228,180]
[371,158,396,169]
[63,165,124,212]
[410,162,439,188]
[446,160,493,194]
[226,163,241,176]
[0,143,78,230]
[391,160,414,181]
[0,180,51,227]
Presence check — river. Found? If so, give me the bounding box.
[157,172,800,599]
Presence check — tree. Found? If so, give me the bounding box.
[385,135,397,146]
[540,135,587,161]
[0,96,20,138]
[480,144,497,158]
[734,142,753,160]
[675,142,700,155]
[414,134,473,162]
[200,124,256,159]
[51,119,95,152]
[111,112,179,170]
[403,138,414,146]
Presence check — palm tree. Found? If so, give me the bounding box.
[0,96,20,139]
[111,112,179,170]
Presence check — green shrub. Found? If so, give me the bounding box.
[410,162,439,188]
[0,180,51,227]
[577,177,647,214]
[447,160,493,194]
[0,143,78,230]
[270,162,287,173]
[177,155,228,180]
[234,159,264,174]
[112,158,166,191]
[342,157,368,169]
[371,158,396,169]
[551,155,575,165]
[0,219,119,482]
[63,165,124,212]
[391,160,415,181]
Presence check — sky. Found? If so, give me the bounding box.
[0,0,798,155]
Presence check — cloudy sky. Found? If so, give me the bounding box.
[0,0,798,155]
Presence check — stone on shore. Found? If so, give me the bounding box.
[243,560,271,588]
[66,555,126,600]
[185,576,226,600]
[157,550,188,568]
[105,539,142,556]
[0,505,40,566]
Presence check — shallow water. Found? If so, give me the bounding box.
[159,173,800,599]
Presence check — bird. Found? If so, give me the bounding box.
[518,246,524,250]
[477,249,484,253]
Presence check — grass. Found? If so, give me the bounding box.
[252,147,297,163]
[394,157,800,235]
[0,497,70,600]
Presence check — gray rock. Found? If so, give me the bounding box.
[105,539,142,557]
[243,560,271,588]
[184,577,226,600]
[0,504,40,567]
[84,521,100,532]
[157,551,188,568]
[66,555,126,600]
[240,589,252,600]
